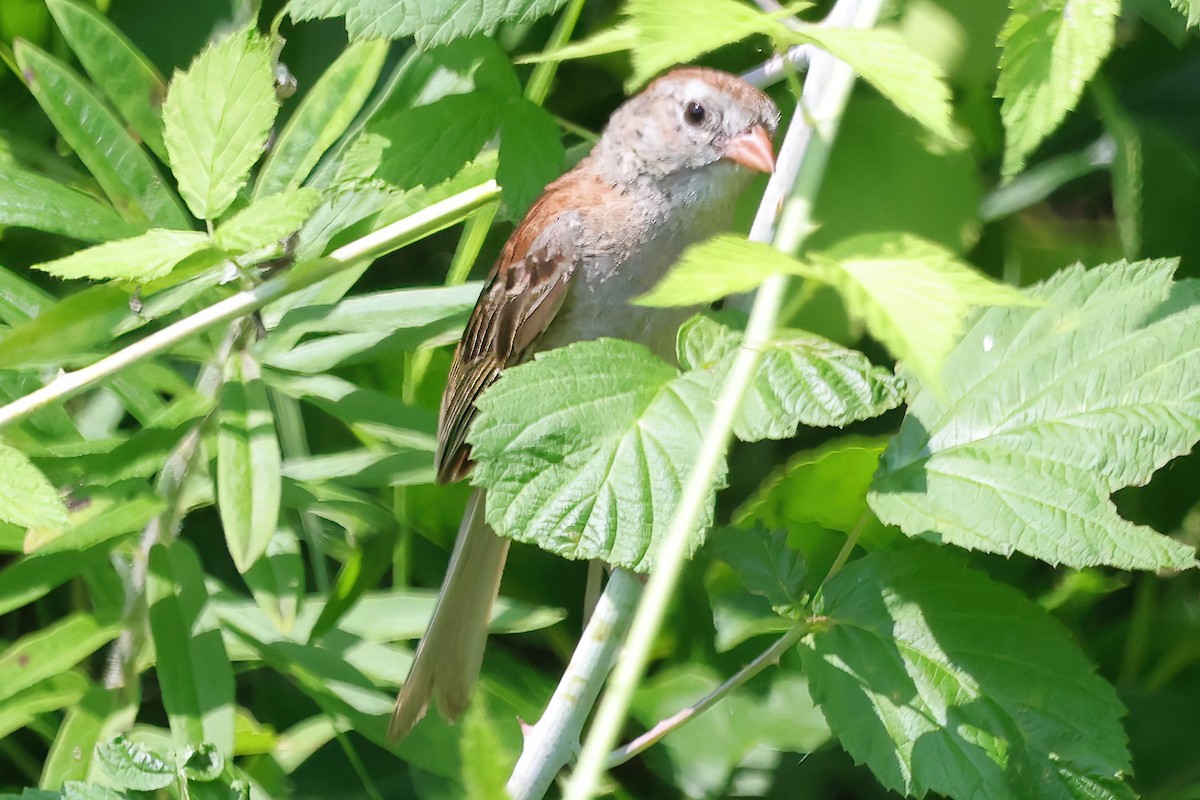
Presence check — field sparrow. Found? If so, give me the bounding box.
[390,67,780,741]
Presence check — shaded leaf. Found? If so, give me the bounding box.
[0,162,142,243]
[371,92,505,189]
[0,673,88,740]
[707,526,805,611]
[801,546,1134,800]
[497,100,564,217]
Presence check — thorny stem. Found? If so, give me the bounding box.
[562,0,885,797]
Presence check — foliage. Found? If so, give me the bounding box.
[0,0,1198,799]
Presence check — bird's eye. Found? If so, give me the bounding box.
[683,101,706,126]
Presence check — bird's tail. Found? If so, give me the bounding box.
[388,490,510,741]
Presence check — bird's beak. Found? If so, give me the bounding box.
[722,125,775,174]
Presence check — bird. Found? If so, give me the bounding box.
[389,66,780,742]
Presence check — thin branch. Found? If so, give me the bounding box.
[605,618,812,769]
[563,0,886,796]
[506,570,644,800]
[0,180,500,430]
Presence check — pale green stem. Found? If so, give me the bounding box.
[563,0,885,796]
[605,618,812,769]
[506,570,644,800]
[0,180,500,430]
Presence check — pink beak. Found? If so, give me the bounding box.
[722,125,776,174]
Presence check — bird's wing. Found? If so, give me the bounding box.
[435,200,583,484]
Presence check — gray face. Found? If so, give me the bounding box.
[594,70,781,183]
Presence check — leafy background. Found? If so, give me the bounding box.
[0,0,1199,798]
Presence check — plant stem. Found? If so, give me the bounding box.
[562,1,883,796]
[606,618,812,769]
[0,180,499,430]
[506,569,644,800]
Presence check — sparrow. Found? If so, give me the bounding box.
[389,67,780,741]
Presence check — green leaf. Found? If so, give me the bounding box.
[461,702,515,800]
[371,92,505,189]
[0,544,117,617]
[0,285,133,369]
[470,338,723,572]
[0,438,68,529]
[41,686,121,787]
[997,0,1121,176]
[637,236,807,308]
[516,23,638,64]
[163,30,278,219]
[147,541,236,752]
[214,188,320,254]
[282,449,432,486]
[31,229,213,282]
[497,100,564,217]
[869,259,1200,570]
[255,39,388,198]
[182,743,225,781]
[0,162,143,243]
[13,41,189,229]
[625,0,794,88]
[45,0,168,160]
[0,265,54,324]
[707,526,805,611]
[62,782,131,800]
[809,232,1034,389]
[800,546,1134,799]
[289,0,571,48]
[0,613,119,704]
[306,527,397,642]
[678,314,904,441]
[0,673,88,740]
[242,527,304,634]
[1170,0,1200,26]
[217,353,282,573]
[95,736,175,791]
[789,26,959,145]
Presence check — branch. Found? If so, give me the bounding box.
[0,180,500,430]
[563,0,887,796]
[506,570,643,800]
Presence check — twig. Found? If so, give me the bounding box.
[0,180,500,430]
[563,0,886,796]
[605,618,812,768]
[506,570,644,800]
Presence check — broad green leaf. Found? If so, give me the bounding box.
[163,30,277,219]
[678,314,904,440]
[95,736,174,791]
[255,39,388,198]
[0,163,142,243]
[497,100,564,217]
[13,42,189,228]
[706,526,805,612]
[789,26,959,145]
[637,236,807,308]
[625,0,794,88]
[0,438,68,529]
[0,673,87,740]
[470,339,723,572]
[290,0,571,48]
[41,686,121,787]
[0,613,119,704]
[45,0,168,159]
[809,232,1034,389]
[181,743,224,781]
[800,546,1134,799]
[869,259,1200,570]
[705,564,792,651]
[31,229,212,282]
[371,92,505,189]
[461,702,514,800]
[217,353,282,573]
[62,782,131,800]
[997,0,1121,176]
[147,541,236,752]
[215,188,320,254]
[1171,0,1200,26]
